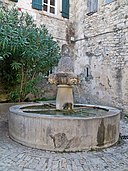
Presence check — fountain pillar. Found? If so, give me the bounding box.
[48,44,79,109]
[56,85,73,110]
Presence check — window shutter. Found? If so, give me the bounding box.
[62,0,69,19]
[10,0,18,2]
[104,0,112,4]
[93,0,98,12]
[87,0,98,15]
[32,0,42,10]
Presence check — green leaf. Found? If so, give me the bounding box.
[11,62,22,70]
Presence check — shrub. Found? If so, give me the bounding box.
[0,6,60,101]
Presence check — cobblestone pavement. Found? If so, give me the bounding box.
[0,111,128,171]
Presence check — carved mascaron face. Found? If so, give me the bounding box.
[48,73,79,85]
[48,74,57,84]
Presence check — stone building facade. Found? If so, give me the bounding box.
[1,0,128,111]
[1,0,69,46]
[71,0,128,112]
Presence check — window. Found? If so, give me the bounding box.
[32,0,69,18]
[104,0,113,4]
[86,67,89,78]
[43,0,56,14]
[32,0,56,13]
[87,0,98,15]
[84,65,92,81]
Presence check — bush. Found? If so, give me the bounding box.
[0,6,60,102]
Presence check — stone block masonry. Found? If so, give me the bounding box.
[72,0,128,112]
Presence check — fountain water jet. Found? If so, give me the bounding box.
[9,45,121,152]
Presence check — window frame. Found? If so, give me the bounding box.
[87,0,98,16]
[43,0,57,15]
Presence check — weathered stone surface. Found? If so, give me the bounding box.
[9,103,120,152]
[56,85,74,109]
[0,107,128,171]
[72,0,128,112]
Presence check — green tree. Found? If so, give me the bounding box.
[0,6,60,102]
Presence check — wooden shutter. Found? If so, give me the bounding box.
[104,0,112,4]
[32,0,42,10]
[87,0,98,15]
[10,0,18,2]
[62,0,69,19]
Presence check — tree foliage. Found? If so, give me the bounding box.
[0,6,60,101]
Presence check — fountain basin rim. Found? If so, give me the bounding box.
[9,103,120,120]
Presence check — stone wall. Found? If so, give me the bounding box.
[1,0,128,111]
[72,0,128,111]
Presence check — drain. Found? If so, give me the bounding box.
[119,133,128,140]
[120,135,128,140]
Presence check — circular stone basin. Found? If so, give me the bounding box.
[9,103,120,152]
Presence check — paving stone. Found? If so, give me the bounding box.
[52,160,59,171]
[23,169,35,171]
[0,113,128,171]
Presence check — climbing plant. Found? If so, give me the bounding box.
[0,6,60,101]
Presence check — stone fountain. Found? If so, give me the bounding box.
[48,44,79,110]
[9,45,120,152]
